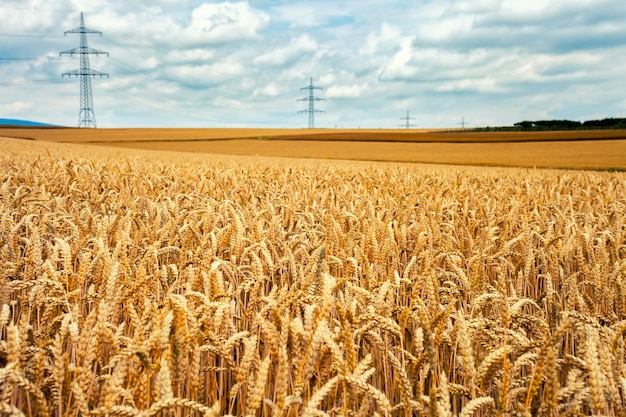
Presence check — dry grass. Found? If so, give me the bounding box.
[2,137,626,416]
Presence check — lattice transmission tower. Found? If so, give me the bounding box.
[60,12,109,128]
[298,77,325,129]
[399,110,416,129]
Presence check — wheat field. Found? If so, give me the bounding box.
[2,137,626,416]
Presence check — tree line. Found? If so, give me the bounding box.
[513,117,626,130]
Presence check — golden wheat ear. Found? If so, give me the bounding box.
[3,136,626,417]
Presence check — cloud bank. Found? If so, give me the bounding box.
[0,0,625,127]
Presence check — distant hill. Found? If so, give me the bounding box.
[0,118,59,127]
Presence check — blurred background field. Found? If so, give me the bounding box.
[2,127,626,170]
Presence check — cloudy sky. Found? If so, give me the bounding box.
[1,0,625,128]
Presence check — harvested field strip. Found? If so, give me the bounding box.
[2,127,626,144]
[96,138,626,170]
[265,129,626,143]
[0,127,342,143]
[3,127,626,170]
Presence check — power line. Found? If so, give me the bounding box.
[98,37,256,108]
[0,5,73,13]
[84,48,288,118]
[399,109,416,129]
[0,56,63,61]
[0,78,67,87]
[2,28,307,118]
[0,33,65,38]
[60,12,109,128]
[1,23,321,126]
[104,56,278,111]
[297,77,325,129]
[100,40,286,111]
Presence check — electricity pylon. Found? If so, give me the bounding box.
[298,77,325,129]
[60,12,109,128]
[458,116,469,129]
[399,110,416,129]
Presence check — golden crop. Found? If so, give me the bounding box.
[2,137,626,416]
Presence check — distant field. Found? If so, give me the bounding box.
[0,127,338,142]
[2,126,626,143]
[101,138,626,170]
[2,127,626,170]
[264,129,626,143]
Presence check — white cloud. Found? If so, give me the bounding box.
[413,14,474,47]
[254,35,318,66]
[361,23,402,55]
[272,2,350,28]
[70,0,112,14]
[184,2,269,45]
[164,60,245,86]
[253,83,280,97]
[499,0,548,15]
[1,101,34,114]
[136,57,159,71]
[0,0,71,32]
[444,0,500,15]
[435,78,500,94]
[326,83,368,98]
[74,2,270,48]
[377,40,418,81]
[165,49,215,64]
